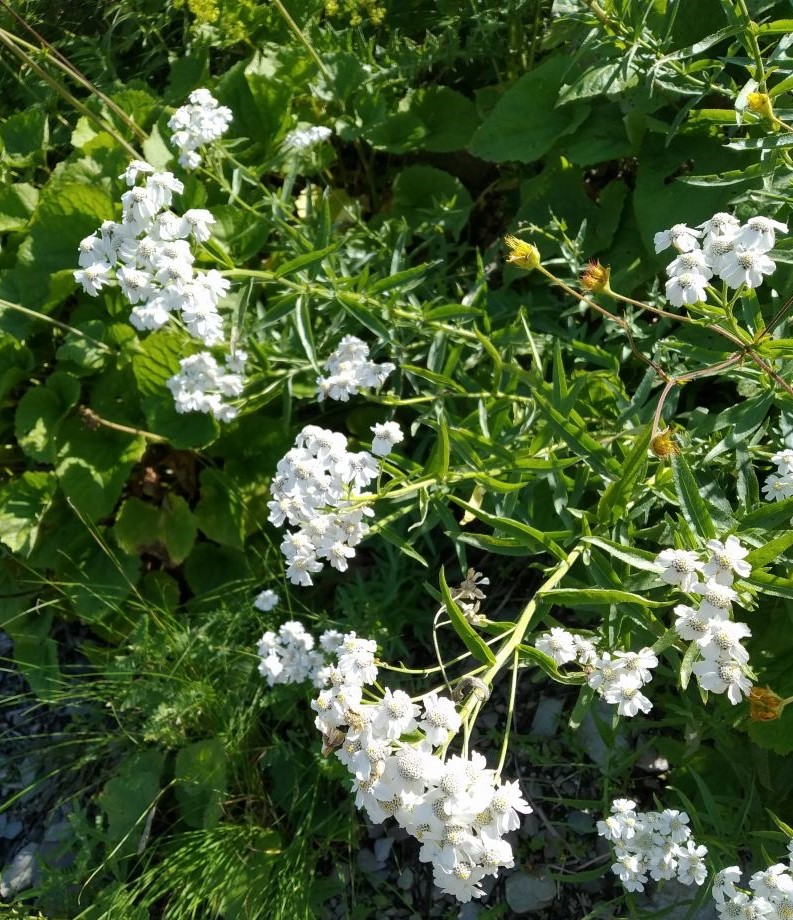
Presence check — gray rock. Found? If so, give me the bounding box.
[578,700,629,767]
[504,871,556,913]
[635,880,717,919]
[0,818,23,841]
[397,867,413,890]
[0,842,40,898]
[458,902,482,920]
[374,836,394,863]
[530,697,565,737]
[355,847,385,873]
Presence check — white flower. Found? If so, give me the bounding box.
[168,88,232,169]
[418,692,461,745]
[588,651,623,691]
[613,647,658,686]
[676,841,709,885]
[719,247,777,290]
[283,125,333,151]
[654,808,691,844]
[667,249,713,279]
[772,449,793,475]
[317,336,395,401]
[763,472,793,502]
[697,618,751,663]
[371,421,404,457]
[485,780,533,835]
[611,852,648,892]
[713,866,742,904]
[604,674,652,717]
[432,861,487,903]
[371,688,420,740]
[698,212,740,243]
[736,216,787,252]
[656,548,703,592]
[573,634,598,665]
[691,659,752,704]
[750,864,793,899]
[119,160,155,185]
[665,271,709,307]
[703,536,751,584]
[536,627,577,665]
[654,223,702,253]
[254,589,279,612]
[691,579,738,618]
[74,261,113,296]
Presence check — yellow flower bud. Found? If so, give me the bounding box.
[504,235,541,272]
[581,260,613,294]
[747,92,775,121]
[650,427,680,459]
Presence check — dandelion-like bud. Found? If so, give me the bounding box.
[749,686,786,722]
[504,235,541,272]
[747,91,775,121]
[581,260,613,294]
[650,427,681,459]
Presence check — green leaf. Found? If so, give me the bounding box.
[0,109,48,166]
[518,644,584,685]
[15,372,80,463]
[406,86,480,152]
[469,57,589,163]
[174,739,228,830]
[439,566,496,666]
[582,537,663,573]
[748,704,793,756]
[194,469,245,548]
[391,166,473,240]
[114,495,197,565]
[98,750,164,848]
[672,454,716,540]
[746,532,793,569]
[273,243,339,279]
[540,588,666,608]
[568,684,595,730]
[534,393,621,480]
[424,416,451,480]
[0,182,38,232]
[597,426,652,523]
[738,495,793,532]
[679,640,700,691]
[5,609,60,701]
[0,472,57,555]
[449,497,568,561]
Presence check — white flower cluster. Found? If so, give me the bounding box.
[253,589,280,612]
[256,619,343,688]
[74,157,244,421]
[166,350,246,422]
[536,628,658,718]
[311,634,533,903]
[710,852,793,919]
[168,88,232,169]
[597,799,708,893]
[656,536,754,705]
[267,425,382,586]
[654,213,787,307]
[763,449,793,502]
[283,125,333,151]
[316,335,396,402]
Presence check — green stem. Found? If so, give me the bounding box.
[0,298,114,352]
[494,650,520,780]
[271,0,332,81]
[459,543,585,723]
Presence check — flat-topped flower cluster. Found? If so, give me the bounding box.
[256,619,342,688]
[268,418,402,586]
[597,799,708,893]
[536,628,658,718]
[710,847,793,920]
[316,335,395,402]
[656,536,754,705]
[74,155,243,421]
[310,632,532,903]
[655,213,787,307]
[168,88,232,170]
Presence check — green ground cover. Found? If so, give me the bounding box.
[0,0,793,917]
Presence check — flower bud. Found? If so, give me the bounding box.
[504,235,541,272]
[650,427,681,459]
[749,686,785,722]
[581,260,612,294]
[747,92,775,121]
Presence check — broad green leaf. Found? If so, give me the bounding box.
[391,166,473,240]
[114,495,197,565]
[738,495,793,532]
[746,532,793,569]
[406,86,480,152]
[175,739,228,830]
[194,469,245,548]
[15,372,81,463]
[5,608,60,701]
[98,750,164,847]
[439,566,496,666]
[0,472,57,555]
[469,57,590,163]
[748,706,793,756]
[745,571,793,601]
[0,183,38,232]
[0,109,47,166]
[672,454,716,540]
